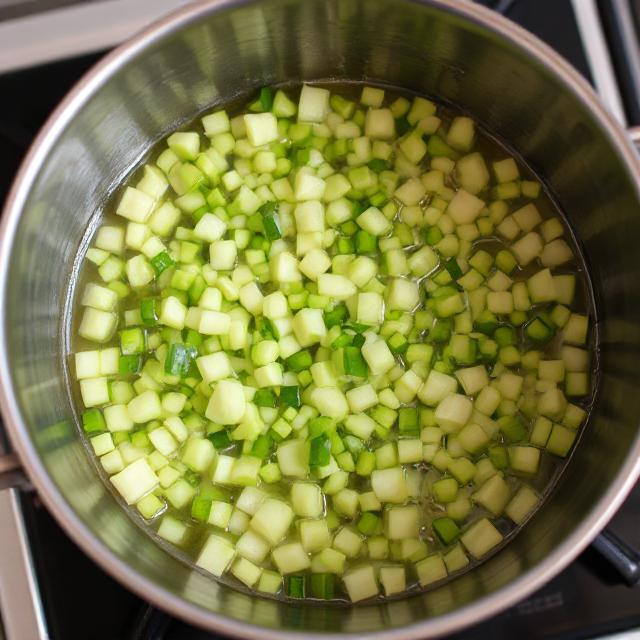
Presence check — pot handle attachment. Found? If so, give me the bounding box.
[592,529,640,586]
[0,452,26,491]
[628,125,640,148]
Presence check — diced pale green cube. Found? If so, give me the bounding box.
[357,206,392,236]
[276,439,310,478]
[415,554,447,586]
[505,485,539,523]
[250,498,294,545]
[300,519,331,553]
[210,240,238,270]
[148,426,178,456]
[116,187,155,223]
[196,534,236,577]
[244,112,278,146]
[316,547,346,574]
[80,377,110,408]
[91,432,114,456]
[343,565,378,602]
[157,515,187,545]
[110,458,159,504]
[159,296,187,329]
[434,394,473,433]
[291,482,324,518]
[362,339,395,375]
[311,387,348,421]
[236,529,271,563]
[196,352,231,383]
[78,308,117,343]
[460,518,503,558]
[181,437,216,472]
[346,384,378,413]
[206,379,246,424]
[385,505,419,540]
[333,527,363,558]
[371,468,408,503]
[208,500,233,529]
[128,390,162,423]
[272,542,310,574]
[257,569,282,594]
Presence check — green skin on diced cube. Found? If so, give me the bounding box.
[526,316,555,343]
[388,333,408,354]
[286,575,306,598]
[444,258,463,279]
[494,327,516,346]
[357,512,380,535]
[429,319,452,342]
[337,237,355,254]
[474,311,498,335]
[398,408,419,435]
[332,334,353,349]
[119,355,142,375]
[120,328,145,354]
[251,434,273,459]
[355,230,377,254]
[310,435,331,466]
[310,573,335,600]
[424,226,443,246]
[324,305,348,328]
[427,134,457,158]
[254,388,278,408]
[140,298,158,326]
[257,317,279,340]
[184,329,203,348]
[352,334,365,349]
[259,87,273,111]
[308,417,334,438]
[341,220,359,236]
[150,251,175,276]
[498,416,528,443]
[395,116,411,136]
[488,445,509,470]
[286,350,313,372]
[82,409,106,434]
[191,496,212,522]
[368,159,387,173]
[343,347,368,377]
[432,517,460,545]
[347,323,369,334]
[208,430,232,449]
[280,385,301,408]
[165,343,197,377]
[262,214,282,240]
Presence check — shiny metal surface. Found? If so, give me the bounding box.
[571,0,627,124]
[592,530,640,586]
[0,490,48,640]
[0,0,190,74]
[0,0,640,638]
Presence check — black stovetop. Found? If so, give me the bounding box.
[0,1,638,639]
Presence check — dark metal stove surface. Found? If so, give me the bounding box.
[0,1,638,639]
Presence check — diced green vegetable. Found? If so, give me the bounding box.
[75,83,592,604]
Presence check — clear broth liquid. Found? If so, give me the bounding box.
[68,82,596,603]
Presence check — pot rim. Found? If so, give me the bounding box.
[1,1,639,638]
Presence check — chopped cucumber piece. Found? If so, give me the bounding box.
[74,83,593,604]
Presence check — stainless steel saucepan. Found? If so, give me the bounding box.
[0,0,639,637]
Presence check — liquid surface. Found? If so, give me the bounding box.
[70,83,594,603]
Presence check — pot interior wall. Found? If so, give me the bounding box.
[4,0,640,635]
